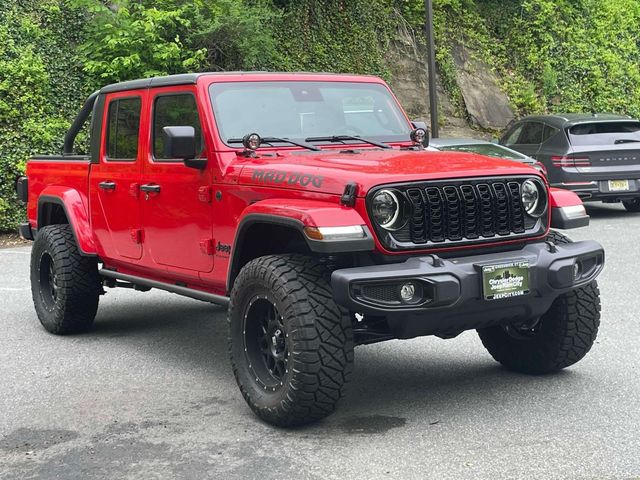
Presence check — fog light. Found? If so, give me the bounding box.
[399,283,417,302]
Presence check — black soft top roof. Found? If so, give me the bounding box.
[99,71,371,94]
[99,73,201,93]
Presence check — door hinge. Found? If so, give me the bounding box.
[130,229,143,244]
[200,238,215,255]
[198,186,212,203]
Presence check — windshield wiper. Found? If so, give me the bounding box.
[614,139,640,144]
[228,136,321,151]
[305,135,392,149]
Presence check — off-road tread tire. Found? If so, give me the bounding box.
[228,254,354,427]
[622,198,640,212]
[31,225,100,334]
[477,230,601,374]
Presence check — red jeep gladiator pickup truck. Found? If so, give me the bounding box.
[16,72,604,426]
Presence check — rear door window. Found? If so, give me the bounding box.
[516,122,544,145]
[106,97,142,160]
[568,121,640,146]
[542,124,559,143]
[502,124,523,146]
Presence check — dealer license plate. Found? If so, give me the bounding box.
[482,261,530,301]
[608,179,630,191]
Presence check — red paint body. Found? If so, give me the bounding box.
[25,73,583,296]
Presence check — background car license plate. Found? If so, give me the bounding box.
[482,261,530,300]
[608,179,630,191]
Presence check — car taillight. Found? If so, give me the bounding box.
[551,155,591,167]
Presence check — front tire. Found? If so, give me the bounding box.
[622,197,640,212]
[228,254,354,426]
[30,225,100,334]
[477,231,601,374]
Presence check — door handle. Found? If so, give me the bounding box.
[98,181,116,191]
[140,184,161,193]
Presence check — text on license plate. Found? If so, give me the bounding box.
[608,179,630,191]
[482,261,530,301]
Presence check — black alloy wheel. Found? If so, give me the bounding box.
[38,252,59,311]
[243,295,289,390]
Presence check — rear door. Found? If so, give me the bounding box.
[89,91,146,261]
[140,87,213,277]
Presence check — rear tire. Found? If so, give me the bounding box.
[30,225,100,334]
[228,254,354,426]
[477,231,601,374]
[622,197,640,212]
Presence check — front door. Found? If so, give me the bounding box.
[90,92,145,260]
[140,89,213,275]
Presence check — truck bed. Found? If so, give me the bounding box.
[26,155,91,230]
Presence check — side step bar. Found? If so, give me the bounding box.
[99,269,230,307]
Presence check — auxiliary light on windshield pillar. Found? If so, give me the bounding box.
[425,0,439,138]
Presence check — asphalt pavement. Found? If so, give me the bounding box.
[1,203,639,479]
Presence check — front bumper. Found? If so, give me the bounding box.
[331,240,604,339]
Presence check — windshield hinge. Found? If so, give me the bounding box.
[340,182,358,207]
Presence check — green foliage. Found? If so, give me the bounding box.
[402,0,640,117]
[0,0,88,232]
[75,1,206,83]
[271,0,396,79]
[74,0,278,86]
[485,0,640,117]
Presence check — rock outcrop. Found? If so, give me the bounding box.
[387,27,508,137]
[452,44,514,130]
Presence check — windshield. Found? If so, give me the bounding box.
[437,143,528,161]
[568,121,640,146]
[209,81,411,146]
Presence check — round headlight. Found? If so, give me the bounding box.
[521,179,546,217]
[371,189,401,229]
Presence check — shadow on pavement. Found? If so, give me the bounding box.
[89,293,232,379]
[585,202,635,219]
[82,289,580,430]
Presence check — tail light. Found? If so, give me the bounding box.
[551,155,591,167]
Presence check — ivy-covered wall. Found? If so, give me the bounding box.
[0,0,88,232]
[2,0,640,232]
[271,0,396,79]
[404,0,640,117]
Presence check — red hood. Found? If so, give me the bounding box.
[237,149,544,196]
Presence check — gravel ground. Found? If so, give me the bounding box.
[1,203,639,479]
[0,233,29,249]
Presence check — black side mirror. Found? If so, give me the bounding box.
[162,126,206,169]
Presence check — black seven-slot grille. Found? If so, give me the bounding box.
[369,177,546,250]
